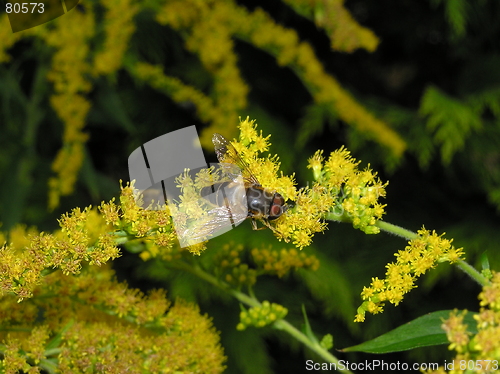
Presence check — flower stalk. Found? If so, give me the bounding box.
[455,259,489,286]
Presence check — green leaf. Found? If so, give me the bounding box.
[420,86,482,164]
[429,0,468,37]
[301,304,319,345]
[320,334,333,350]
[341,310,477,353]
[444,0,468,37]
[480,252,490,271]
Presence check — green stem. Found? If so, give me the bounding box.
[0,327,33,332]
[172,261,352,372]
[324,216,419,240]
[39,358,58,374]
[455,259,489,286]
[274,319,354,374]
[44,348,61,356]
[374,221,418,240]
[189,263,261,307]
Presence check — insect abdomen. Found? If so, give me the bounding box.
[246,185,273,218]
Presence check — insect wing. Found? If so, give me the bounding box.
[176,174,248,247]
[179,205,248,245]
[212,133,260,185]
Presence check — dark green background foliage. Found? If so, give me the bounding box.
[1,0,500,373]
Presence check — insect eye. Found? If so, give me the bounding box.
[270,204,283,217]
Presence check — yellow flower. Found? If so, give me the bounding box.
[371,277,385,291]
[93,0,139,75]
[0,266,226,373]
[356,227,464,322]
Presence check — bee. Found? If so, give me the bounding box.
[178,134,288,245]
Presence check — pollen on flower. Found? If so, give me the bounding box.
[307,150,324,180]
[361,286,375,300]
[308,146,388,236]
[99,198,121,226]
[291,230,312,249]
[324,146,360,188]
[366,301,382,314]
[354,313,365,323]
[412,253,435,275]
[0,265,226,373]
[370,277,385,291]
[238,116,259,144]
[187,242,207,256]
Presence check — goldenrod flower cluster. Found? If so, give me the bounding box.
[308,147,388,235]
[117,117,382,252]
[0,181,187,301]
[355,228,464,322]
[251,245,320,278]
[424,272,500,374]
[93,0,139,75]
[281,0,379,53]
[213,243,320,287]
[264,143,385,248]
[0,207,120,301]
[0,266,226,373]
[214,243,257,287]
[114,182,181,256]
[237,301,288,331]
[38,7,95,210]
[231,118,297,201]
